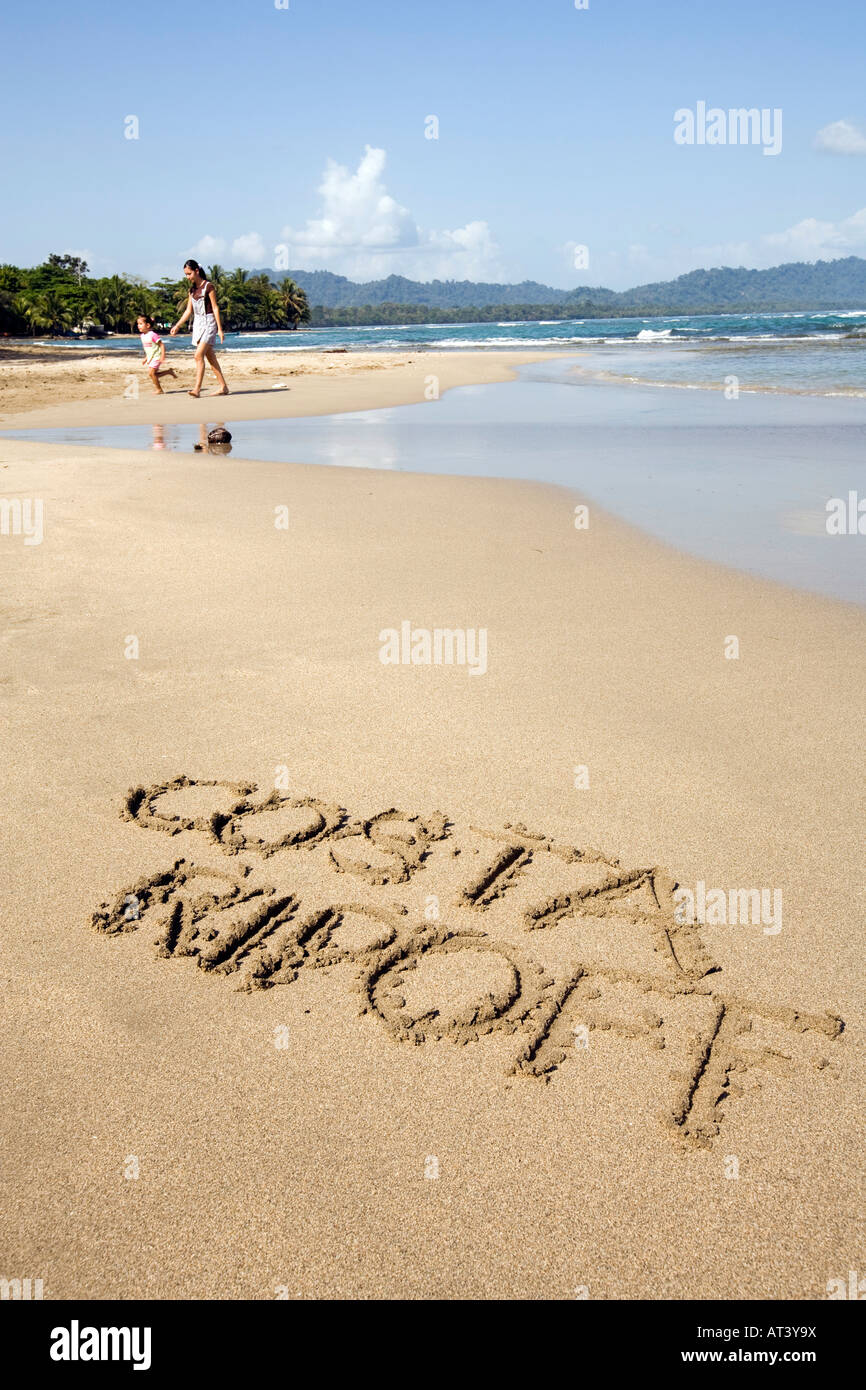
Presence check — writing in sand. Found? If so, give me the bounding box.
[91,777,844,1153]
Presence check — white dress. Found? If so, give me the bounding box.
[191,281,218,347]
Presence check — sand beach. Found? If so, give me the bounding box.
[1,347,863,1300]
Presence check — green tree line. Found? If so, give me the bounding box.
[3,255,864,338]
[0,255,311,336]
[306,298,863,325]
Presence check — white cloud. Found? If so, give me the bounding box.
[814,120,866,155]
[57,247,93,267]
[231,232,267,265]
[282,146,502,280]
[187,234,226,262]
[288,147,417,253]
[764,210,866,258]
[577,205,866,291]
[181,148,502,281]
[185,232,267,270]
[697,207,866,269]
[425,220,499,272]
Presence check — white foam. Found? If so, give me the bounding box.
[423,336,584,348]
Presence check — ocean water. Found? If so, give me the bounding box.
[6,360,865,603]
[22,309,866,395]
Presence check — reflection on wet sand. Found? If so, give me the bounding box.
[10,369,866,602]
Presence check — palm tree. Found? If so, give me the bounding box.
[85,275,138,332]
[14,292,51,335]
[212,266,250,330]
[145,278,185,328]
[244,274,271,329]
[42,290,74,334]
[266,288,288,328]
[279,278,310,329]
[0,288,18,334]
[13,290,73,336]
[175,281,192,318]
[220,283,242,329]
[109,275,138,330]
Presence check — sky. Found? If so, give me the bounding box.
[1,0,866,289]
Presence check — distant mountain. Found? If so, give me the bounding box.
[612,258,866,312]
[253,258,866,314]
[254,269,582,308]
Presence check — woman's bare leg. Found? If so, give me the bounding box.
[204,345,229,394]
[189,345,207,397]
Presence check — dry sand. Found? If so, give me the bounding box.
[0,350,863,1300]
[0,342,567,428]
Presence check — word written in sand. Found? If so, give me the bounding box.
[91,777,844,1153]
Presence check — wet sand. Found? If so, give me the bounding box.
[0,355,863,1300]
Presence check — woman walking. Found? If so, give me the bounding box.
[170,259,229,397]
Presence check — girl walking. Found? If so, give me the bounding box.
[137,314,176,394]
[170,259,229,397]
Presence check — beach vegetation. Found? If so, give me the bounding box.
[2,254,865,338]
[0,257,311,337]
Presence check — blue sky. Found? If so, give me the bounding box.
[1,0,865,288]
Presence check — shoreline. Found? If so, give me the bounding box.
[3,426,864,610]
[4,339,865,433]
[0,347,572,428]
[5,354,862,606]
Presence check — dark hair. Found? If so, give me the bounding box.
[184,258,205,279]
[137,312,153,327]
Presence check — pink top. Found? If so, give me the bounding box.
[141,330,162,367]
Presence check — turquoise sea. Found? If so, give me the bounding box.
[24,309,866,395]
